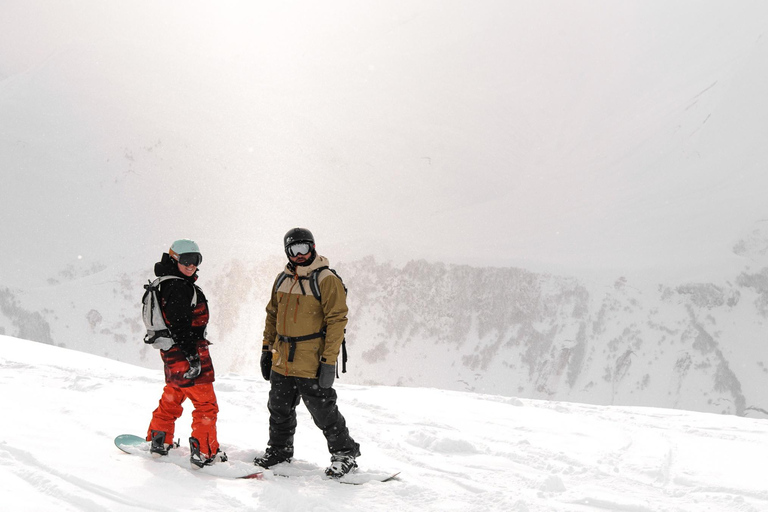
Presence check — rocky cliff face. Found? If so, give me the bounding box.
[4,250,767,417]
[332,257,766,417]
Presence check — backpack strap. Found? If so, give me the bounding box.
[275,270,319,298]
[309,266,348,374]
[340,339,348,374]
[274,272,291,293]
[309,267,324,300]
[274,271,311,296]
[149,275,197,306]
[309,266,348,301]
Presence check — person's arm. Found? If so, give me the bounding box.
[319,274,348,365]
[260,276,280,380]
[263,275,280,349]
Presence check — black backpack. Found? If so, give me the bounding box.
[274,266,348,373]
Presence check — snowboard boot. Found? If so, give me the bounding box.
[253,446,293,469]
[325,453,358,478]
[189,437,227,468]
[149,430,178,456]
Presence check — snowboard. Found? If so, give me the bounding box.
[114,434,263,480]
[338,471,400,485]
[265,459,400,485]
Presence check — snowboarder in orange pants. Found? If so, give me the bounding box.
[148,380,219,457]
[144,239,225,467]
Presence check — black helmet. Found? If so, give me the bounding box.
[284,227,315,249]
[283,228,316,265]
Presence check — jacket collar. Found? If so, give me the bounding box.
[285,254,330,278]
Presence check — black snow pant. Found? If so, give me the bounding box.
[267,371,360,457]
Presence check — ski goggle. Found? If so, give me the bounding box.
[287,242,312,257]
[175,252,202,267]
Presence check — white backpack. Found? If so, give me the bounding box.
[142,276,198,350]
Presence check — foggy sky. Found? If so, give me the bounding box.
[2,0,768,286]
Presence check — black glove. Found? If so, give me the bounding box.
[318,362,336,389]
[183,354,201,380]
[260,351,272,381]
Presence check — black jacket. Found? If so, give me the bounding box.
[154,253,209,355]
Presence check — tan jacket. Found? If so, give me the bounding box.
[262,255,348,379]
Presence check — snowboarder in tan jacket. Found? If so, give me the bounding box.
[254,228,360,478]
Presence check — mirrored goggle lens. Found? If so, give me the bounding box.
[288,243,312,257]
[178,252,202,266]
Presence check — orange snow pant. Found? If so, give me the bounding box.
[147,382,220,457]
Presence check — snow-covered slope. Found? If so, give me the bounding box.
[1,336,766,512]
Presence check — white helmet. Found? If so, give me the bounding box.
[169,239,202,266]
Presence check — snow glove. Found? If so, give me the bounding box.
[318,362,336,389]
[260,351,272,381]
[183,354,202,380]
[152,337,174,351]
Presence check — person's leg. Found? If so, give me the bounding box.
[147,384,186,443]
[296,378,360,456]
[186,382,220,456]
[254,372,301,467]
[266,372,301,453]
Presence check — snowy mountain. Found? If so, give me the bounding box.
[3,222,768,418]
[2,336,767,512]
